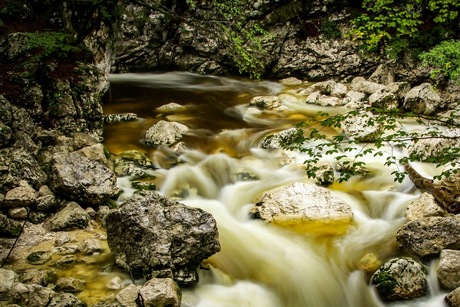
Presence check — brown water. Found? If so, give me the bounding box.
[102,72,445,307]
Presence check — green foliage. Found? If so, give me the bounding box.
[282,106,460,183]
[212,0,270,78]
[419,40,460,83]
[22,32,84,63]
[321,20,341,39]
[350,0,460,58]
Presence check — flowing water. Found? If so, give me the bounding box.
[103,72,447,307]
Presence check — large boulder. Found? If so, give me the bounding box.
[43,202,90,231]
[49,151,118,205]
[403,83,443,115]
[371,257,428,301]
[396,216,460,257]
[341,111,382,142]
[105,190,220,286]
[249,182,353,234]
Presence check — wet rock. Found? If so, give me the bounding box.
[343,91,368,109]
[357,253,382,274]
[350,77,387,95]
[106,276,122,290]
[17,269,57,286]
[306,92,343,106]
[249,96,282,110]
[55,277,86,292]
[26,251,51,265]
[116,284,139,306]
[309,161,334,186]
[104,113,138,124]
[110,150,156,179]
[50,151,117,205]
[0,122,12,147]
[0,213,22,237]
[405,192,446,221]
[396,216,460,257]
[250,182,353,234]
[43,202,90,231]
[403,83,443,115]
[54,233,71,246]
[53,255,78,268]
[105,190,220,286]
[47,292,86,307]
[260,128,301,149]
[156,103,185,113]
[54,245,79,255]
[144,120,189,146]
[139,278,181,307]
[368,89,399,110]
[4,182,38,208]
[81,238,103,255]
[371,257,428,301]
[438,249,460,290]
[0,268,16,294]
[131,181,157,191]
[446,287,460,307]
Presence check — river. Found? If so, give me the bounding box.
[103,72,447,307]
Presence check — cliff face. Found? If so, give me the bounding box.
[111,0,378,80]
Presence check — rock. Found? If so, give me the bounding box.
[47,292,86,307]
[110,149,157,179]
[0,213,22,237]
[438,249,460,290]
[4,182,38,208]
[156,103,185,113]
[139,278,181,307]
[0,268,16,293]
[105,190,220,286]
[396,216,460,257]
[249,96,282,110]
[8,207,28,220]
[408,128,460,162]
[341,111,382,142]
[350,77,387,94]
[260,128,301,149]
[250,182,353,234]
[280,77,302,86]
[300,80,336,96]
[26,251,52,265]
[368,64,394,85]
[387,82,411,100]
[144,120,189,146]
[76,143,107,165]
[343,91,368,109]
[368,89,399,110]
[104,113,138,124]
[306,92,343,106]
[55,277,86,292]
[357,253,381,273]
[50,151,117,205]
[81,238,103,255]
[17,269,57,286]
[10,282,56,307]
[106,276,123,290]
[371,257,428,301]
[309,161,334,186]
[405,192,446,221]
[43,202,90,231]
[116,284,139,306]
[53,255,78,268]
[0,122,12,147]
[403,83,443,115]
[446,287,460,307]
[305,91,321,104]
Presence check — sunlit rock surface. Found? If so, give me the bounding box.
[438,249,460,290]
[250,182,353,234]
[105,190,220,286]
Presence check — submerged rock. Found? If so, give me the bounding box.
[371,257,428,301]
[105,190,220,286]
[250,182,353,234]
